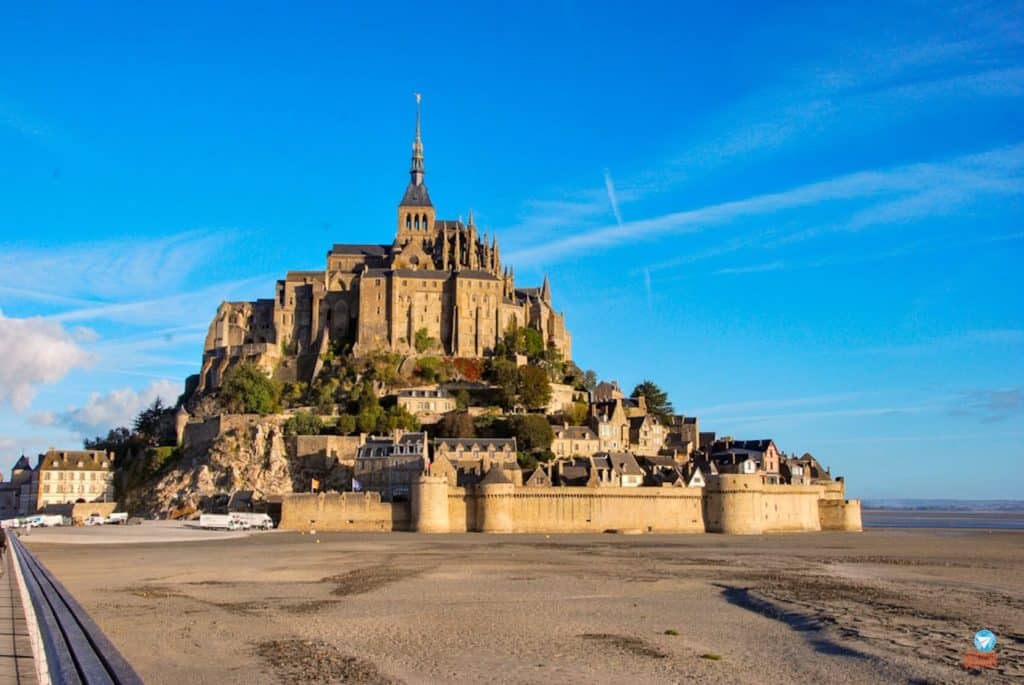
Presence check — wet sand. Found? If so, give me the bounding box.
[22,525,1024,684]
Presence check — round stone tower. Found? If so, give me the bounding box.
[704,473,764,534]
[411,475,450,533]
[476,467,515,533]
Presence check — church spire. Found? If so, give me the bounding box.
[410,93,424,186]
[541,274,551,302]
[398,93,432,210]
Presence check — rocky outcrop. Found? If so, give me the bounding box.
[128,416,353,517]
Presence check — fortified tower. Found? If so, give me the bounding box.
[410,473,450,533]
[475,467,515,533]
[703,473,765,534]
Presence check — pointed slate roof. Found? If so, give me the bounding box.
[479,466,513,486]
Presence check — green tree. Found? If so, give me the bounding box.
[565,401,589,426]
[220,363,280,414]
[132,398,175,446]
[486,357,519,410]
[416,356,442,382]
[414,328,436,353]
[336,414,357,435]
[357,406,384,434]
[281,381,308,408]
[516,451,539,470]
[517,365,552,411]
[313,378,340,414]
[284,411,323,437]
[510,414,554,451]
[521,328,545,360]
[631,379,675,425]
[581,370,598,392]
[453,389,471,410]
[435,411,474,438]
[366,350,401,387]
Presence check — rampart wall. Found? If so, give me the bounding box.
[279,474,862,534]
[279,492,410,532]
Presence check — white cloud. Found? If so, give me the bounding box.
[505,144,1024,267]
[0,311,94,411]
[0,229,236,303]
[50,379,181,436]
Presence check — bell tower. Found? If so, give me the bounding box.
[397,93,435,245]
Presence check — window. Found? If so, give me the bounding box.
[414,216,420,230]
[406,214,411,229]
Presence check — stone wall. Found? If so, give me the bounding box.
[279,492,410,532]
[761,484,823,532]
[278,475,862,534]
[476,487,705,534]
[181,417,222,451]
[292,435,363,466]
[818,498,863,532]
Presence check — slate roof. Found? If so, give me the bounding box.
[13,455,31,471]
[37,450,113,472]
[479,466,512,486]
[330,244,390,256]
[554,426,597,441]
[559,465,590,484]
[434,438,516,450]
[605,451,644,476]
[400,182,433,207]
[357,433,427,458]
[730,439,775,452]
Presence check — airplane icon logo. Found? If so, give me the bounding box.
[973,630,996,653]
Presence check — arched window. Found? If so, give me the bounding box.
[420,214,428,230]
[414,215,420,230]
[406,214,412,229]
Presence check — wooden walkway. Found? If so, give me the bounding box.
[0,550,35,685]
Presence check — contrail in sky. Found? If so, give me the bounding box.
[604,168,623,225]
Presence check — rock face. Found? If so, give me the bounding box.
[130,417,353,517]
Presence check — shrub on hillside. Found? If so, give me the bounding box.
[220,363,280,414]
[285,411,323,437]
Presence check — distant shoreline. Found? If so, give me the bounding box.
[863,509,1024,530]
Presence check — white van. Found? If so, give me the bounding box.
[105,512,129,525]
[230,513,275,530]
[199,514,249,531]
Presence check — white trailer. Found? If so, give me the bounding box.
[230,513,275,530]
[199,514,249,531]
[105,512,129,525]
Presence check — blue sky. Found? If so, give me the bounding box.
[1,1,1021,499]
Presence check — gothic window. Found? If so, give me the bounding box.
[406,214,411,229]
[414,216,420,230]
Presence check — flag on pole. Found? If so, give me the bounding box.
[352,478,363,492]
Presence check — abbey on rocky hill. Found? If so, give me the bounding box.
[198,98,571,392]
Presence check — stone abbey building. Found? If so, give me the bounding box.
[199,100,571,391]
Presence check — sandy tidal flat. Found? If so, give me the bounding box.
[23,525,1024,684]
